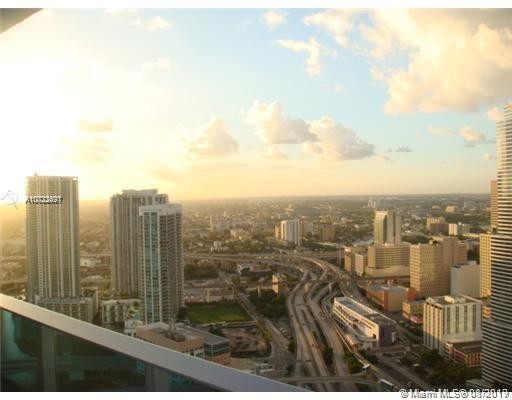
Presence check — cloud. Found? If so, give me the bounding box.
[395,146,412,153]
[60,135,111,164]
[428,125,488,146]
[275,37,337,76]
[303,10,361,47]
[142,58,173,70]
[333,85,343,93]
[264,145,288,160]
[147,16,172,31]
[486,106,505,122]
[484,153,497,160]
[186,117,239,158]
[245,101,315,144]
[304,116,375,161]
[77,117,113,132]
[262,10,287,30]
[304,9,512,113]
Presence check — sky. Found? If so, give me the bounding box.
[0,8,511,201]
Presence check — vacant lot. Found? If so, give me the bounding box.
[186,303,251,324]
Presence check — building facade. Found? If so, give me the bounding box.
[110,189,168,296]
[423,295,482,356]
[374,210,401,245]
[280,219,301,246]
[367,243,410,270]
[139,203,184,324]
[479,233,492,298]
[450,262,480,298]
[332,297,397,347]
[482,103,512,387]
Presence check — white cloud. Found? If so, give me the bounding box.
[305,117,375,161]
[486,106,505,122]
[303,10,361,47]
[304,9,512,113]
[186,117,239,158]
[147,16,172,31]
[245,101,315,144]
[484,153,497,160]
[333,85,343,93]
[142,58,173,70]
[131,18,142,28]
[428,125,487,146]
[275,37,337,76]
[262,10,287,30]
[264,145,288,160]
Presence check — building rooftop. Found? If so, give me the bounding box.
[426,295,480,306]
[334,297,395,326]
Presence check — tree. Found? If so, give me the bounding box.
[322,346,334,366]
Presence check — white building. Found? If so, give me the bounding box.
[280,219,301,246]
[139,203,184,324]
[450,262,480,298]
[332,297,397,347]
[423,295,482,355]
[101,298,141,327]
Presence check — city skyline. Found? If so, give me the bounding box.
[1,9,511,201]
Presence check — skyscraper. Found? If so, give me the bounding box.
[139,203,184,324]
[110,189,168,296]
[410,237,467,298]
[482,104,512,387]
[479,233,492,298]
[280,219,301,246]
[26,175,80,302]
[490,180,498,232]
[26,175,95,321]
[374,210,401,245]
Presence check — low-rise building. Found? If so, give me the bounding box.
[445,340,481,367]
[402,299,425,324]
[332,297,397,347]
[365,284,413,312]
[136,322,231,365]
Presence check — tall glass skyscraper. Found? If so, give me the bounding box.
[482,103,512,387]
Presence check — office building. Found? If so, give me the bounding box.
[479,234,492,298]
[139,203,184,325]
[423,295,482,356]
[1,294,295,391]
[344,246,366,274]
[367,242,410,269]
[110,189,168,296]
[365,284,413,312]
[482,103,512,386]
[280,219,301,246]
[448,223,471,237]
[426,216,449,235]
[410,237,467,298]
[490,180,498,231]
[354,253,368,276]
[450,262,480,298]
[332,297,397,347]
[373,210,401,245]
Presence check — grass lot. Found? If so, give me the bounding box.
[186,303,251,324]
